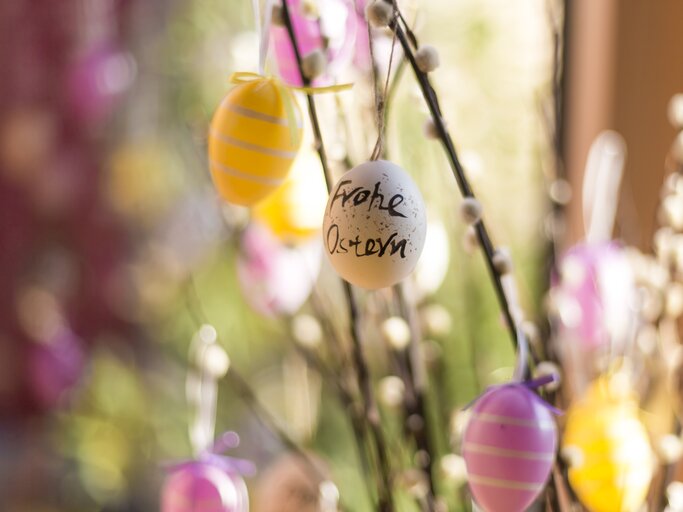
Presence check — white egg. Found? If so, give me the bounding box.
[322,160,427,289]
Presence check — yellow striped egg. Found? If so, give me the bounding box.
[562,377,654,512]
[208,77,303,206]
[252,150,327,243]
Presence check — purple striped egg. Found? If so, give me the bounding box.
[462,384,557,512]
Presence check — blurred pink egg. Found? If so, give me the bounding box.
[161,462,249,512]
[462,385,557,512]
[237,223,322,316]
[552,242,635,351]
[27,328,85,409]
[66,42,136,125]
[270,0,357,86]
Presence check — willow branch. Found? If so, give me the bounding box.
[386,12,523,356]
[392,284,439,508]
[279,2,395,510]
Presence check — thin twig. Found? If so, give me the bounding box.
[285,312,378,502]
[279,1,395,509]
[383,6,577,509]
[393,283,439,508]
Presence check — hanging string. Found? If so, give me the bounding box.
[261,0,277,74]
[369,7,399,161]
[188,325,220,456]
[252,0,277,75]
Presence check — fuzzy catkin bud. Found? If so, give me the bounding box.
[302,50,327,80]
[415,45,440,73]
[202,344,230,378]
[378,376,405,408]
[561,446,584,468]
[459,197,482,225]
[421,304,452,336]
[533,361,561,391]
[668,94,683,129]
[423,117,446,139]
[301,0,318,18]
[492,248,513,275]
[365,1,393,28]
[440,454,467,484]
[292,314,322,348]
[271,4,285,26]
[381,316,411,350]
[657,434,683,464]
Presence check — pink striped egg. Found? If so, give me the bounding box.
[462,384,558,512]
[161,461,249,512]
[271,0,357,86]
[551,242,635,351]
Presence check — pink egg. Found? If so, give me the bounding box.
[236,223,322,316]
[462,384,557,512]
[552,242,635,351]
[27,328,85,409]
[270,0,357,86]
[66,42,136,125]
[161,462,249,512]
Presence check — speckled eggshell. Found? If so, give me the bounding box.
[322,160,427,289]
[161,462,249,512]
[462,385,558,512]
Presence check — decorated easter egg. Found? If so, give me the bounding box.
[251,150,327,243]
[322,160,426,289]
[462,384,558,512]
[208,77,303,206]
[237,223,322,316]
[551,242,635,351]
[271,0,357,86]
[562,377,654,512]
[161,461,249,512]
[27,328,85,409]
[67,43,136,125]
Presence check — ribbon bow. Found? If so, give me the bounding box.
[464,327,563,416]
[463,375,563,416]
[163,431,257,477]
[228,71,352,145]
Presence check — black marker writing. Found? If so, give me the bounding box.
[330,180,406,218]
[326,224,408,258]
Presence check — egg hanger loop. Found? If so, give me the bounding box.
[187,324,220,457]
[253,0,276,75]
[581,131,627,244]
[368,6,399,162]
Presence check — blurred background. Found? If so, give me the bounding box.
[0,0,682,511]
